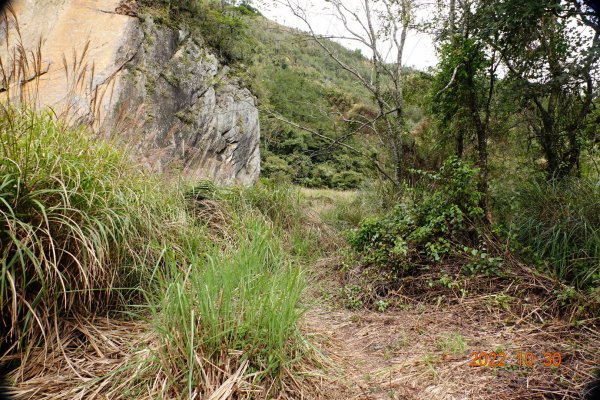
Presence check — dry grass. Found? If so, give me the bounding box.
[5,317,252,400]
[303,304,599,399]
[4,315,327,400]
[301,188,357,215]
[6,318,147,399]
[302,255,600,400]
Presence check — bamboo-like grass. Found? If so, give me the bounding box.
[0,106,184,351]
[510,177,600,290]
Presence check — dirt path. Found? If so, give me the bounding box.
[299,189,598,400]
[301,264,598,400]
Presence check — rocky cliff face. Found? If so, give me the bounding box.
[2,0,260,185]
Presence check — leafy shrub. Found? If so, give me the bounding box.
[142,0,257,63]
[341,284,366,310]
[348,157,488,275]
[331,170,363,190]
[262,154,294,180]
[509,177,600,289]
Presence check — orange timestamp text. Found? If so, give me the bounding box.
[469,351,562,368]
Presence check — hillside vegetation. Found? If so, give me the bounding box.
[0,103,325,397]
[1,0,600,399]
[142,0,431,189]
[165,0,600,298]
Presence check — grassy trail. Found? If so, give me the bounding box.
[3,182,597,399]
[304,280,599,399]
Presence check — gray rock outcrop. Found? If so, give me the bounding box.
[2,0,261,185]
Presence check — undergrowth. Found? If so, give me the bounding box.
[333,159,599,317]
[1,107,311,397]
[0,106,180,349]
[348,157,491,278]
[508,177,600,291]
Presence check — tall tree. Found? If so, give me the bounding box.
[431,0,500,213]
[478,0,600,178]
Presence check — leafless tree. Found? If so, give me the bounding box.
[277,0,419,184]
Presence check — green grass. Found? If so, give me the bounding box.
[0,106,183,347]
[148,218,305,395]
[510,178,600,290]
[0,107,310,396]
[212,180,329,262]
[436,332,467,356]
[315,180,402,230]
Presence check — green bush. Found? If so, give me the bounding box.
[331,170,363,190]
[262,154,294,179]
[142,0,257,63]
[509,177,600,289]
[348,157,488,274]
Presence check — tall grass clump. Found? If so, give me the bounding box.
[322,179,403,230]
[0,106,180,348]
[509,177,600,290]
[237,180,305,231]
[147,217,305,397]
[189,179,330,261]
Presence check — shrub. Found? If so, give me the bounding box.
[331,170,363,190]
[262,154,294,179]
[348,157,488,274]
[141,0,257,63]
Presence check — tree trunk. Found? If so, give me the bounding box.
[464,56,489,215]
[449,0,456,36]
[456,130,464,158]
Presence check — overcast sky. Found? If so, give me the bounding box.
[255,0,438,71]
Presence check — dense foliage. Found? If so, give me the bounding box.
[509,178,600,290]
[348,158,498,276]
[136,0,600,306]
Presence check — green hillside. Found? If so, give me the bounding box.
[244,16,375,188]
[142,0,432,188]
[242,16,432,188]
